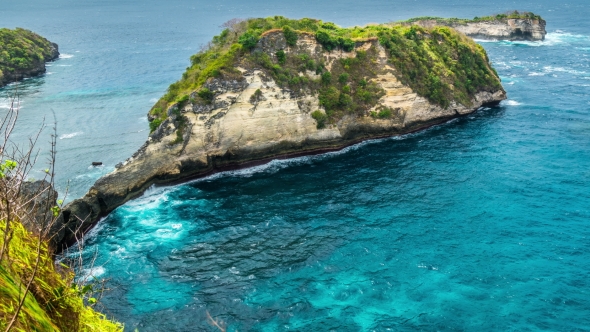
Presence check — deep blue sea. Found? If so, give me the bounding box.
[2,0,590,330]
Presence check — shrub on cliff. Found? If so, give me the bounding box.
[311,110,328,129]
[283,26,298,46]
[148,16,502,131]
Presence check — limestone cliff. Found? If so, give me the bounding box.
[407,12,546,41]
[60,18,506,250]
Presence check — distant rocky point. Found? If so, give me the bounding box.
[405,11,546,41]
[0,28,59,88]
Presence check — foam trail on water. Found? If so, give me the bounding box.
[59,132,82,139]
[60,53,74,59]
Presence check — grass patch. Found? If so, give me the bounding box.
[0,220,123,331]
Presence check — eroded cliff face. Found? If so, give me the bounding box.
[60,30,506,250]
[413,18,546,41]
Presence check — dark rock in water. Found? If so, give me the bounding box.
[19,180,65,251]
[92,162,103,166]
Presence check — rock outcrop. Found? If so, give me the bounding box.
[19,180,65,251]
[59,25,506,250]
[411,18,546,41]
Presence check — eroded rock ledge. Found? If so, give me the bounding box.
[409,17,546,41]
[60,21,507,251]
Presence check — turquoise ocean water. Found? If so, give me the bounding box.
[2,0,590,330]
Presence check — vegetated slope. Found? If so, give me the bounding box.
[0,220,123,331]
[0,28,59,87]
[0,220,122,331]
[403,10,543,25]
[148,16,502,132]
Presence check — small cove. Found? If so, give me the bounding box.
[2,0,590,330]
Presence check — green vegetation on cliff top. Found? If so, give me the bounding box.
[149,16,502,132]
[0,28,57,84]
[403,10,543,25]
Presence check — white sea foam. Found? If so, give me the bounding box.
[528,72,545,76]
[0,101,16,109]
[543,66,586,76]
[80,266,106,280]
[60,53,74,59]
[503,100,521,106]
[482,32,589,48]
[59,131,82,139]
[473,38,498,43]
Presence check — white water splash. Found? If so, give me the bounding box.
[543,66,587,76]
[80,266,106,280]
[59,131,82,139]
[60,53,74,59]
[503,100,521,106]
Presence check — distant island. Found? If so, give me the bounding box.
[404,11,546,41]
[62,15,512,248]
[0,28,59,88]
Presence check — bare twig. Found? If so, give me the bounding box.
[206,311,227,332]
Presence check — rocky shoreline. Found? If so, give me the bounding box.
[409,17,546,41]
[58,24,507,251]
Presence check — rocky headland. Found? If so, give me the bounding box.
[60,17,507,250]
[0,28,59,88]
[405,11,546,41]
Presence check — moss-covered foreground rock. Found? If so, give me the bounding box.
[62,16,506,249]
[0,219,122,331]
[0,28,59,88]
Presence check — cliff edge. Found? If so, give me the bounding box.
[406,11,546,41]
[60,17,506,250]
[0,28,59,88]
